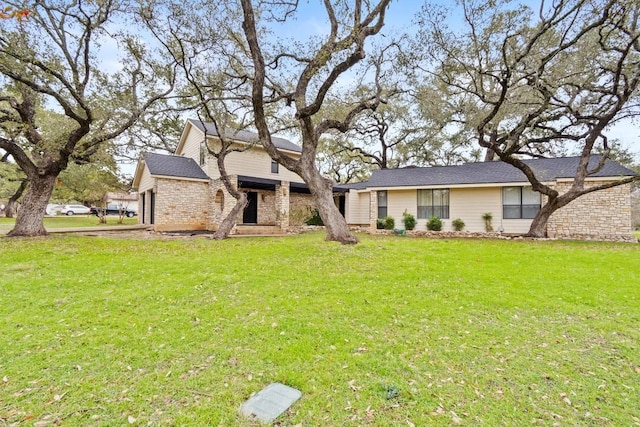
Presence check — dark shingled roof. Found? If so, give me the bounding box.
[144,152,210,180]
[335,181,369,191]
[366,156,637,188]
[188,119,302,153]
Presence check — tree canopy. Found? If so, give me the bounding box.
[0,0,174,236]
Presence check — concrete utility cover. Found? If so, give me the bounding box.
[240,383,302,423]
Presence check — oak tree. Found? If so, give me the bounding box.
[240,0,394,243]
[416,0,640,237]
[0,0,174,236]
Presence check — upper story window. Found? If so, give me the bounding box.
[199,141,207,166]
[271,159,279,174]
[377,190,387,218]
[417,189,450,219]
[503,186,541,219]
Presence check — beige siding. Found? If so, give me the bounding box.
[375,186,533,233]
[387,189,417,229]
[223,146,303,183]
[137,166,155,193]
[450,187,499,232]
[449,187,533,233]
[202,140,303,183]
[177,126,203,162]
[500,218,534,234]
[346,190,370,225]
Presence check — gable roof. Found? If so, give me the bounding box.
[365,156,637,188]
[187,119,302,153]
[144,152,210,180]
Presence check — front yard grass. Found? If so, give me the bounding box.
[1,233,638,426]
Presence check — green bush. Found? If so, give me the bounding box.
[402,212,416,231]
[376,218,385,229]
[452,218,465,231]
[305,209,324,226]
[383,216,395,230]
[482,212,493,232]
[426,215,442,231]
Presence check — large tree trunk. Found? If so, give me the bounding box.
[526,198,561,238]
[5,179,28,218]
[302,168,357,244]
[7,174,56,237]
[212,192,247,240]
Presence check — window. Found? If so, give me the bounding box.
[199,141,206,166]
[377,190,387,218]
[417,189,450,219]
[271,159,279,174]
[503,186,541,219]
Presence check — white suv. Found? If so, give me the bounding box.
[59,204,91,216]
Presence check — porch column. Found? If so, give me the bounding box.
[276,181,290,230]
[369,190,378,230]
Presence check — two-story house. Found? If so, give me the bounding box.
[132,119,319,233]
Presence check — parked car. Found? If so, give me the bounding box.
[45,204,63,215]
[90,204,137,218]
[59,204,91,216]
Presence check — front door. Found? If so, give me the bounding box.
[149,191,155,225]
[141,193,146,224]
[338,195,346,217]
[243,192,258,224]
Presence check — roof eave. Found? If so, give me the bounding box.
[131,158,147,190]
[149,174,210,182]
[204,133,302,155]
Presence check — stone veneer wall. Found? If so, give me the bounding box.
[275,182,290,229]
[369,190,378,229]
[254,189,277,225]
[154,178,210,231]
[207,178,316,230]
[547,181,633,240]
[289,193,316,225]
[208,177,237,231]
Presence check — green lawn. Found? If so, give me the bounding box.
[0,216,138,231]
[1,233,638,426]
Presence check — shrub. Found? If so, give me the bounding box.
[452,218,465,231]
[376,218,385,229]
[482,212,493,232]
[290,207,312,226]
[426,215,442,231]
[402,211,416,231]
[383,216,395,230]
[305,209,324,226]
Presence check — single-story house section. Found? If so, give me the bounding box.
[340,156,638,241]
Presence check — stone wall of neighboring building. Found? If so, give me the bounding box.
[547,181,633,240]
[154,178,210,231]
